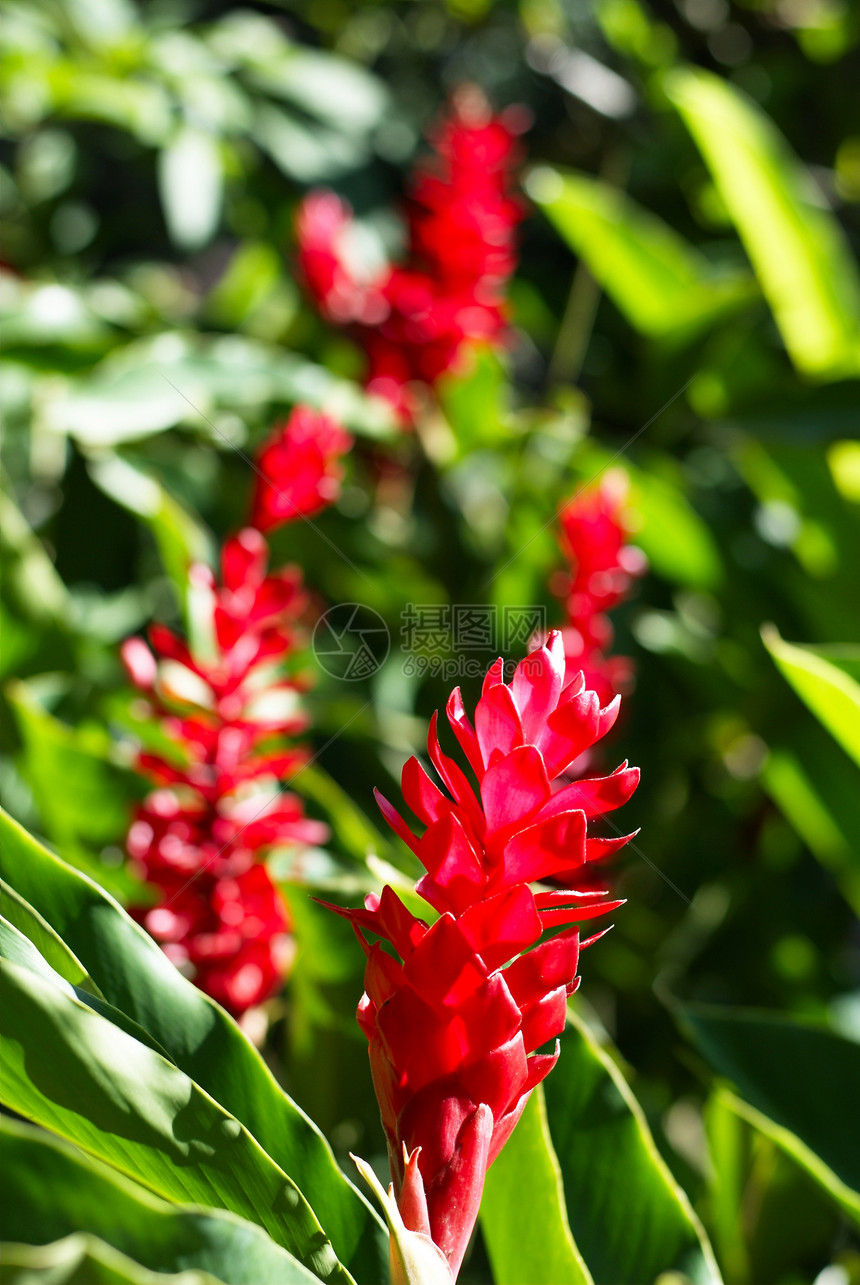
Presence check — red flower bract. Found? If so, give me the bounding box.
[296,95,525,424]
[123,528,327,1016]
[251,405,353,533]
[328,632,638,1277]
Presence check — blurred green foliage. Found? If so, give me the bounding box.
[1,0,859,1283]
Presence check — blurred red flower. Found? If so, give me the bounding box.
[296,94,526,423]
[251,405,353,532]
[123,527,327,1017]
[552,472,647,703]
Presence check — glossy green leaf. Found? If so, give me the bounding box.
[0,878,97,993]
[0,956,348,1284]
[665,67,860,378]
[543,1011,721,1284]
[0,809,387,1284]
[527,165,753,340]
[678,1002,860,1223]
[480,1086,592,1285]
[762,626,860,768]
[1,1116,321,1285]
[0,1234,217,1285]
[0,913,169,1057]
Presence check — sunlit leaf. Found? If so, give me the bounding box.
[158,128,223,251]
[0,809,388,1284]
[0,956,351,1283]
[665,67,860,378]
[481,1086,593,1285]
[762,626,860,768]
[527,165,753,341]
[543,1011,721,1284]
[2,1115,322,1285]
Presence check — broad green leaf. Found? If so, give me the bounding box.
[527,165,753,340]
[158,128,223,251]
[1,1116,321,1285]
[0,1234,216,1285]
[87,453,215,609]
[665,67,860,378]
[7,679,133,850]
[0,810,388,1284]
[0,957,349,1284]
[678,1002,860,1223]
[762,626,860,768]
[543,1011,721,1284]
[0,913,169,1057]
[0,878,98,993]
[481,1086,592,1285]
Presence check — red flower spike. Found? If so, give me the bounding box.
[251,405,353,532]
[552,472,647,703]
[124,528,327,1016]
[295,95,524,425]
[335,633,638,1277]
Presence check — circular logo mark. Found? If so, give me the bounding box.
[312,603,390,681]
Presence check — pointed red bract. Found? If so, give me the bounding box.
[334,632,638,1277]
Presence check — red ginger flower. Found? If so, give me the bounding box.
[328,632,638,1277]
[251,405,353,533]
[123,528,327,1016]
[295,96,525,424]
[553,472,647,704]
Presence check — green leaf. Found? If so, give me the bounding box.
[627,464,723,589]
[158,128,223,251]
[0,878,97,993]
[0,1234,218,1285]
[527,165,753,341]
[0,913,170,1058]
[677,1002,860,1223]
[0,809,388,1285]
[42,333,395,443]
[1,1115,321,1285]
[7,679,133,851]
[664,67,860,378]
[762,626,860,768]
[0,956,348,1284]
[543,1011,721,1284]
[248,51,387,136]
[87,453,215,610]
[480,1086,593,1285]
